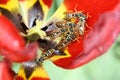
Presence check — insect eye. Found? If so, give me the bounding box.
[79,18,84,22]
[66,14,70,18]
[72,14,74,17]
[68,14,72,18]
[79,13,82,16]
[68,23,72,26]
[75,13,79,17]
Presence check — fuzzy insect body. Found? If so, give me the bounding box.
[64,11,87,21]
[37,11,88,64]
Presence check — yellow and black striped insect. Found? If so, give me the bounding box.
[56,21,76,28]
[64,11,87,21]
[37,11,88,64]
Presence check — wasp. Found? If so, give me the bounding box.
[63,11,89,35]
[36,11,88,64]
[56,21,76,28]
[64,11,88,21]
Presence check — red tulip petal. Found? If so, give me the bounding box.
[16,76,50,80]
[42,0,53,8]
[18,0,53,8]
[52,0,120,68]
[67,4,120,68]
[31,78,50,80]
[0,0,9,4]
[64,0,120,53]
[0,15,25,51]
[0,15,38,62]
[64,0,119,27]
[1,42,38,62]
[0,62,13,80]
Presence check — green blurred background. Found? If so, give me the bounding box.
[13,0,120,80]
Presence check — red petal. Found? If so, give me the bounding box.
[64,0,119,27]
[0,15,25,51]
[31,77,50,80]
[18,0,53,8]
[0,62,13,80]
[42,0,53,8]
[53,0,120,68]
[1,42,38,62]
[15,76,24,80]
[0,15,38,62]
[68,4,120,68]
[0,0,9,4]
[16,76,50,80]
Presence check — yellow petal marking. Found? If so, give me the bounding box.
[0,0,20,13]
[19,0,37,27]
[39,0,49,26]
[16,65,49,80]
[50,49,71,61]
[27,20,46,39]
[45,4,67,25]
[29,65,49,80]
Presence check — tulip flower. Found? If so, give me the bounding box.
[0,0,120,80]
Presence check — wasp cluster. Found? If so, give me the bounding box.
[37,11,88,64]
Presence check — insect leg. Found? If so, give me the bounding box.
[37,49,55,64]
